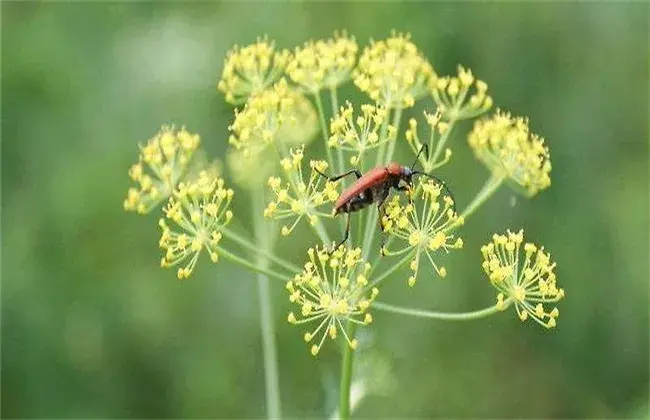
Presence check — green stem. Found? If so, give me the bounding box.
[374,110,391,167]
[367,250,413,290]
[372,298,511,320]
[339,321,357,420]
[329,87,347,236]
[330,88,345,174]
[454,172,505,228]
[251,191,282,419]
[222,226,301,274]
[430,118,456,166]
[312,219,332,246]
[217,247,288,282]
[382,107,403,165]
[314,92,335,169]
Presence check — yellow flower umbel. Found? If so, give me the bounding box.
[468,110,552,196]
[227,147,278,190]
[217,37,291,104]
[264,147,339,236]
[287,32,358,93]
[287,246,379,355]
[328,102,396,166]
[276,89,318,147]
[354,32,435,109]
[158,171,234,279]
[481,230,563,328]
[405,111,452,173]
[228,79,316,157]
[124,125,201,214]
[431,65,492,120]
[382,180,463,286]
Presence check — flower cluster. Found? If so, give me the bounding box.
[227,79,317,157]
[354,32,435,109]
[328,102,396,166]
[287,246,379,355]
[382,180,464,286]
[481,230,563,328]
[226,147,278,189]
[264,147,339,235]
[159,171,234,279]
[468,110,551,196]
[123,125,201,214]
[227,79,294,154]
[431,65,492,120]
[120,30,564,374]
[405,111,453,173]
[217,37,291,104]
[287,32,358,93]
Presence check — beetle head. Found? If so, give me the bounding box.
[401,166,414,185]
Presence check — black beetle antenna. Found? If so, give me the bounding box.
[410,144,429,171]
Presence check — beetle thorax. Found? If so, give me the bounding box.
[386,162,403,176]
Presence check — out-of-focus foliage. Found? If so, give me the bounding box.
[2,2,648,418]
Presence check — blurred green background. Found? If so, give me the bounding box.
[2,2,648,418]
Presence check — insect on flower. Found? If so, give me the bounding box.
[316,145,455,250]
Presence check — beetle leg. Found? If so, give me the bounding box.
[333,212,351,251]
[314,168,362,182]
[376,194,389,255]
[394,183,414,205]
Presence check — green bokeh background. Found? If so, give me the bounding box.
[2,2,648,418]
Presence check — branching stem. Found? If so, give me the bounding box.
[217,246,288,282]
[222,226,301,274]
[372,298,511,320]
[448,172,505,232]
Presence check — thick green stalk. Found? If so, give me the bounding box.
[251,191,281,419]
[372,298,511,320]
[338,322,357,420]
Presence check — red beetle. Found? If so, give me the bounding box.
[315,145,454,250]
